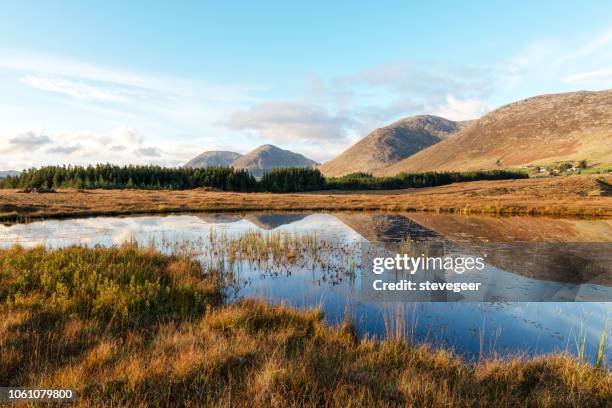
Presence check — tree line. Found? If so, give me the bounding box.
[0,164,258,191]
[0,164,527,192]
[325,170,528,190]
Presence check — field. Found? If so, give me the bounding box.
[2,244,610,407]
[1,175,611,223]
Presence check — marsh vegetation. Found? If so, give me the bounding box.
[1,243,610,407]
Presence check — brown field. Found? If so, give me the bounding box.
[1,175,611,223]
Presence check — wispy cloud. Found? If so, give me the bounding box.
[1,51,262,132]
[0,52,170,91]
[21,75,127,102]
[563,68,612,84]
[557,28,612,63]
[506,26,612,91]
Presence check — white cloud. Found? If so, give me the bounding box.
[222,101,351,142]
[9,131,51,146]
[109,127,143,146]
[433,95,486,121]
[1,127,175,169]
[1,131,52,154]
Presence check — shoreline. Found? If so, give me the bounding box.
[1,175,611,223]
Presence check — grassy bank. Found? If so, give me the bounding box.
[1,245,610,407]
[0,175,611,223]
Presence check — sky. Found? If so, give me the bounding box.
[2,0,612,170]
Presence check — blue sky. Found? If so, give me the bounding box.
[1,1,612,170]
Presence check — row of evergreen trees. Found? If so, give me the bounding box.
[260,167,326,192]
[0,164,526,192]
[0,164,326,192]
[325,170,528,190]
[0,164,258,191]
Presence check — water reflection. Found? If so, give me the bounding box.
[244,214,309,229]
[0,212,610,365]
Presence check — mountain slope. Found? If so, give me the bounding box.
[377,90,612,175]
[319,115,471,177]
[184,151,242,168]
[231,144,318,177]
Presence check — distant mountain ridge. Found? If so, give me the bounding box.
[377,90,612,175]
[230,144,318,177]
[183,90,612,179]
[0,170,20,179]
[184,144,318,177]
[319,115,471,177]
[183,151,242,168]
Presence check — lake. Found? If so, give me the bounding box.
[1,212,611,365]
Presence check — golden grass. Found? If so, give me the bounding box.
[1,175,611,223]
[1,245,610,407]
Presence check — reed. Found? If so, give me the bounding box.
[596,319,608,369]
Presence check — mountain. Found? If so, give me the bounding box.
[230,144,318,177]
[377,90,612,175]
[0,170,20,179]
[183,151,242,168]
[318,115,471,177]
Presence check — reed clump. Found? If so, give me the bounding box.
[0,245,610,407]
[193,229,356,285]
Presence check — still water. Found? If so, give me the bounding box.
[1,212,611,365]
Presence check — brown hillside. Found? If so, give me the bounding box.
[377,90,612,175]
[319,115,470,177]
[230,144,318,177]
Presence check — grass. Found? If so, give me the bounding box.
[1,244,610,407]
[597,320,609,369]
[1,174,611,223]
